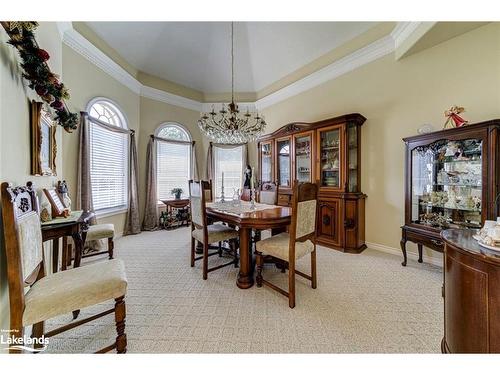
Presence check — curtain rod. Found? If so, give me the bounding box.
[150,134,195,146]
[82,111,135,135]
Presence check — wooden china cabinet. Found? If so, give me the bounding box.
[257,113,367,253]
[401,119,500,266]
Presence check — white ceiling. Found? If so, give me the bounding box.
[85,22,375,94]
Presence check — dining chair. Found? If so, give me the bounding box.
[255,181,318,308]
[1,182,128,353]
[82,223,115,260]
[257,181,279,205]
[189,180,239,280]
[203,179,214,203]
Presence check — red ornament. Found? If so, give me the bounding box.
[35,84,48,96]
[36,48,50,61]
[50,100,64,111]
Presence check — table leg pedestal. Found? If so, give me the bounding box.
[52,238,60,273]
[236,227,254,289]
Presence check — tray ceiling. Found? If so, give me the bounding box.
[84,22,375,94]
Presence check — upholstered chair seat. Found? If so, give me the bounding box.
[192,223,239,244]
[23,259,127,326]
[256,232,314,261]
[85,223,115,241]
[83,223,115,261]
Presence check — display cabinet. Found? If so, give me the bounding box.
[276,137,291,187]
[401,119,500,266]
[259,141,273,183]
[257,113,367,253]
[293,132,313,183]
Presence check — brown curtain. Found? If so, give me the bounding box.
[206,142,214,181]
[76,113,100,249]
[124,132,141,235]
[191,141,200,180]
[142,137,158,231]
[78,111,140,236]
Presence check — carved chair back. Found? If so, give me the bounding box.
[189,180,208,234]
[258,181,278,205]
[1,181,45,330]
[204,180,214,203]
[289,181,318,258]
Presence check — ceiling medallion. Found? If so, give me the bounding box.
[198,22,266,144]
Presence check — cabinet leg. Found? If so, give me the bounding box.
[400,239,407,267]
[417,243,423,263]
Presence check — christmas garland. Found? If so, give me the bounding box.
[1,21,78,132]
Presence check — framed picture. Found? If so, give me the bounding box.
[43,188,66,217]
[31,100,57,176]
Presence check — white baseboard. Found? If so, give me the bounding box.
[366,241,443,268]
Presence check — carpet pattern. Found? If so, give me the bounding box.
[44,227,443,353]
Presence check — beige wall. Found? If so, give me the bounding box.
[256,23,500,261]
[1,21,499,340]
[0,22,63,345]
[61,44,141,233]
[138,97,207,219]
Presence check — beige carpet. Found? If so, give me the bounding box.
[44,227,443,353]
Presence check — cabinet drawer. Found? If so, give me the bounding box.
[277,194,291,207]
[405,229,444,252]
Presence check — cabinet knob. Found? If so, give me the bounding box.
[344,218,355,229]
[322,215,331,226]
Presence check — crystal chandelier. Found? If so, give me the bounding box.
[198,22,266,144]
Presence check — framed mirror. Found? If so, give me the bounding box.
[31,100,57,176]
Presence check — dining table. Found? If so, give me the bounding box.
[206,201,292,289]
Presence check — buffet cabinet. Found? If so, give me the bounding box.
[401,119,500,266]
[258,113,367,253]
[441,229,500,353]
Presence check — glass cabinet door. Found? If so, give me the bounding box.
[294,133,312,183]
[347,124,359,192]
[260,142,273,183]
[276,138,291,187]
[411,138,483,230]
[319,127,341,188]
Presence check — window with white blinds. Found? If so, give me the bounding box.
[213,146,244,199]
[88,99,128,212]
[156,124,192,200]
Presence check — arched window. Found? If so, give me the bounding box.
[87,98,128,213]
[156,123,192,200]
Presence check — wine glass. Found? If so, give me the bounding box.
[232,188,240,206]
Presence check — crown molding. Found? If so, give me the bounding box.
[60,23,424,113]
[255,35,395,110]
[56,22,73,41]
[390,22,422,49]
[62,27,142,94]
[141,85,202,111]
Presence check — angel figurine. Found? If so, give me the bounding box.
[443,106,468,129]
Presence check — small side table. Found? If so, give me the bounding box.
[41,210,95,273]
[160,199,190,229]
